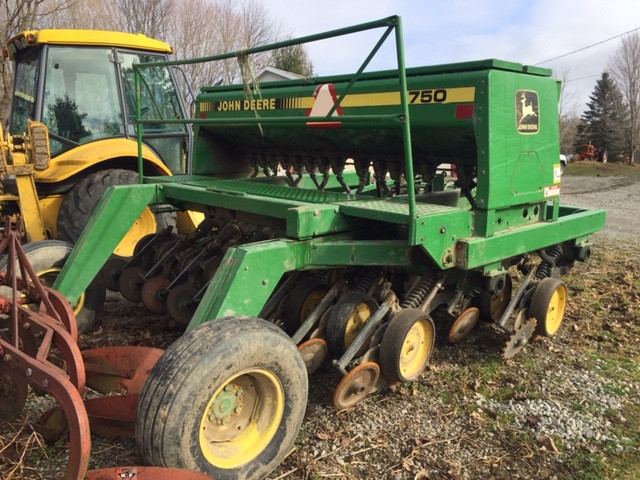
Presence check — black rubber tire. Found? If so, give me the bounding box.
[325,291,378,355]
[57,169,142,244]
[136,316,308,480]
[0,240,106,332]
[529,277,568,337]
[478,274,513,323]
[379,308,435,384]
[282,277,329,335]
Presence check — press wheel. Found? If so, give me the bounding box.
[332,362,380,411]
[448,307,480,343]
[298,338,328,374]
[118,266,147,303]
[529,277,568,337]
[478,274,513,322]
[141,276,171,314]
[326,292,378,355]
[379,309,435,384]
[166,283,199,325]
[282,278,329,335]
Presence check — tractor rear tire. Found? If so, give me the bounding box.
[56,169,174,257]
[0,240,105,332]
[136,316,308,480]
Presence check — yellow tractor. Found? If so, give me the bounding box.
[0,29,191,254]
[0,29,193,330]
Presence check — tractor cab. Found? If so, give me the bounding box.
[5,30,190,175]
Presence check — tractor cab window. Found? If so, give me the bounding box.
[9,51,39,136]
[120,52,187,173]
[42,47,122,156]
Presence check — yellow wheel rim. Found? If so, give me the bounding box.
[399,318,434,380]
[343,301,375,348]
[113,207,157,257]
[490,287,510,319]
[38,268,86,316]
[545,284,567,336]
[299,287,328,321]
[199,368,284,469]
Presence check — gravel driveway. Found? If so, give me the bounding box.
[561,174,640,244]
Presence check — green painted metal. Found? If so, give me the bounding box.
[53,184,160,303]
[188,236,413,330]
[51,15,606,331]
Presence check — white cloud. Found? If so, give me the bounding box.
[262,0,640,110]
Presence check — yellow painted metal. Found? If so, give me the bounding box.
[398,316,434,380]
[37,267,86,318]
[40,195,64,238]
[113,207,157,257]
[343,300,376,349]
[6,29,172,60]
[544,283,567,336]
[176,210,205,234]
[13,172,47,241]
[33,139,171,183]
[199,368,284,469]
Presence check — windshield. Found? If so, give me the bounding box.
[10,51,39,136]
[42,47,122,156]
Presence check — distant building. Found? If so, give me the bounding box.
[256,67,306,83]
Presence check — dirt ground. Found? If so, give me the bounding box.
[1,174,638,480]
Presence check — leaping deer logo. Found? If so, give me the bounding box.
[519,92,538,123]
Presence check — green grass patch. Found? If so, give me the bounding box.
[564,161,640,177]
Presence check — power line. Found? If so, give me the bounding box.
[535,26,640,65]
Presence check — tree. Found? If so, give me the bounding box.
[116,0,174,40]
[272,43,314,76]
[574,72,628,160]
[557,70,580,155]
[0,0,72,128]
[610,31,640,163]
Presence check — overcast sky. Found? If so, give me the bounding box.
[263,0,639,114]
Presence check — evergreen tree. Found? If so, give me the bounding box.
[272,43,314,77]
[575,72,629,160]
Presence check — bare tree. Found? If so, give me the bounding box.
[557,70,581,155]
[0,0,72,127]
[44,0,122,30]
[610,31,640,163]
[116,0,175,39]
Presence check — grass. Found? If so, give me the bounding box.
[563,160,640,177]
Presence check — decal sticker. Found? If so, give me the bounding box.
[544,185,561,197]
[553,163,562,184]
[516,90,539,134]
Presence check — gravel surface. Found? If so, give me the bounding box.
[560,174,640,245]
[1,173,639,480]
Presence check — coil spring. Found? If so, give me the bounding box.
[536,245,563,279]
[212,222,244,249]
[401,274,435,309]
[353,269,380,295]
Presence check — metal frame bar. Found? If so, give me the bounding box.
[133,15,418,240]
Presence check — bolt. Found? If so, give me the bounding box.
[209,414,215,421]
[2,354,11,362]
[42,379,49,388]
[222,418,229,425]
[262,279,268,286]
[235,406,242,414]
[224,385,231,392]
[237,388,243,396]
[439,227,446,234]
[22,322,31,330]
[26,368,32,377]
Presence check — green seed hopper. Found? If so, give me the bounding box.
[50,16,604,480]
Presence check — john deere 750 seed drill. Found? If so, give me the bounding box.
[49,16,605,480]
